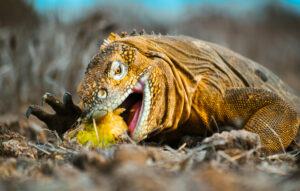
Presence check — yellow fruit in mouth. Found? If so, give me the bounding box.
[74,108,128,148]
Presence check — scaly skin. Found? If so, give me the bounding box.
[27,32,300,153]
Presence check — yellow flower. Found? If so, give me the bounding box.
[76,108,128,148]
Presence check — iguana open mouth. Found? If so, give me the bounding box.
[119,75,151,137]
[84,73,151,140]
[120,92,143,134]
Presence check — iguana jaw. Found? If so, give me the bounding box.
[127,74,151,140]
[109,73,151,141]
[84,72,151,142]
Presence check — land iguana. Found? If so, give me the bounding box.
[26,31,300,153]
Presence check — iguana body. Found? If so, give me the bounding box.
[27,32,300,153]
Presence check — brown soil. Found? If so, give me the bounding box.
[1,115,300,191]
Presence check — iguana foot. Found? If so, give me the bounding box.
[26,92,82,136]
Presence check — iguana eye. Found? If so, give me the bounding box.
[110,60,127,80]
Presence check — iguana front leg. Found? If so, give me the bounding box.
[223,88,299,153]
[26,92,82,136]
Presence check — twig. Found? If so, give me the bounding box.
[230,149,256,161]
[217,151,238,166]
[177,142,187,152]
[28,142,51,155]
[93,118,100,143]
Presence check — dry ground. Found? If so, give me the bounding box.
[1,115,300,191]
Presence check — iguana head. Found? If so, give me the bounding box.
[77,33,170,142]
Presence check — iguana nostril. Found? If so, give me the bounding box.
[97,88,107,99]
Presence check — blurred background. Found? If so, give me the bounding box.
[0,0,299,114]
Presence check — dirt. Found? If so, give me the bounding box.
[0,116,300,191]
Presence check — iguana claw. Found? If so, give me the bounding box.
[26,92,82,136]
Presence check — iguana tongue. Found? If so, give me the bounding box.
[127,100,142,134]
